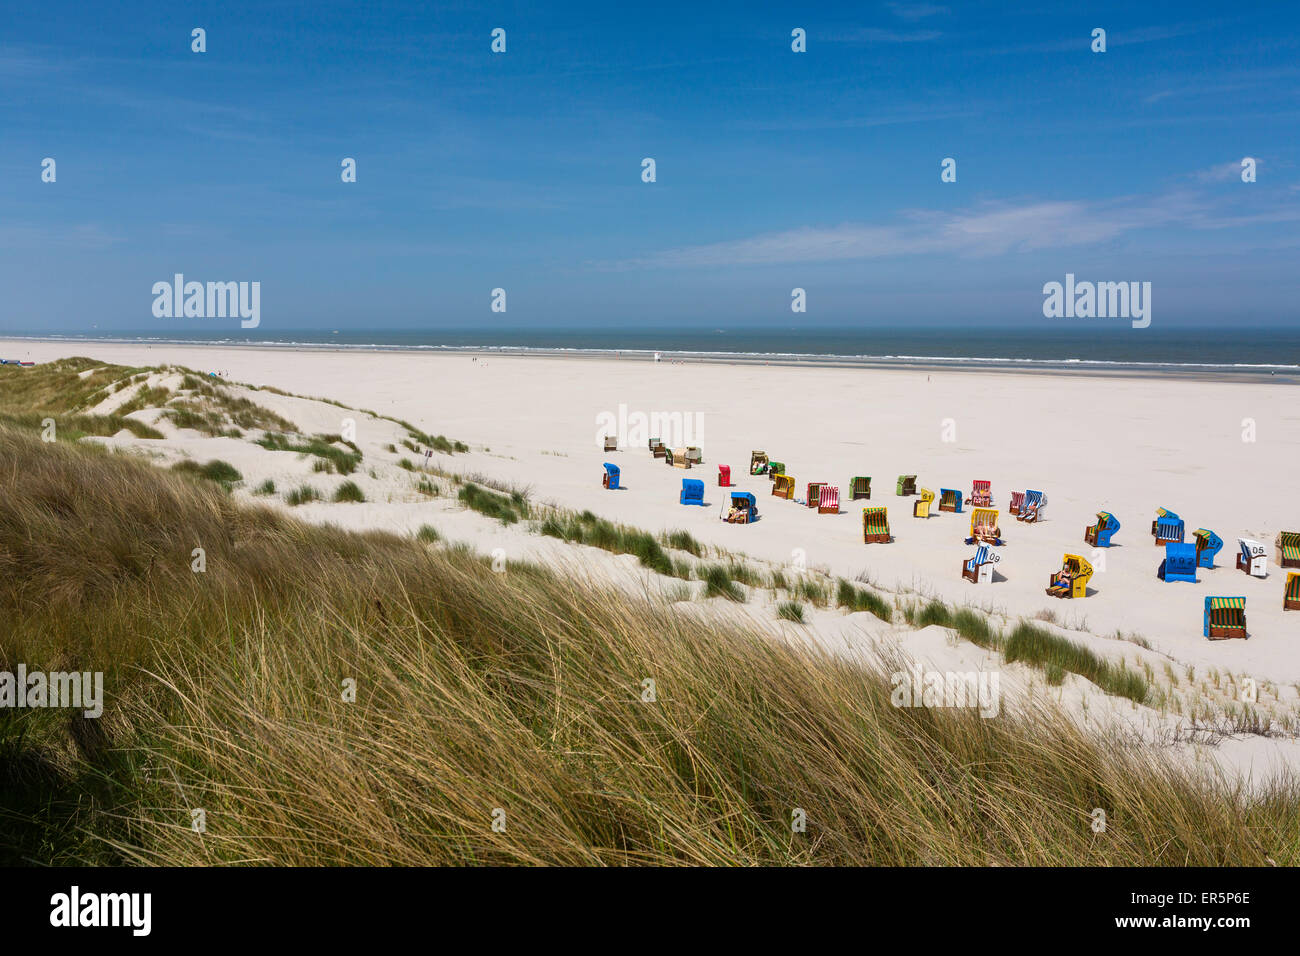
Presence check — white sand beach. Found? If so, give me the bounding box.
[6,338,1300,784]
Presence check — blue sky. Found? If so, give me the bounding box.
[2,0,1298,333]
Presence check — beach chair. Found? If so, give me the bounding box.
[671,448,692,469]
[962,545,996,584]
[818,485,839,515]
[767,461,786,482]
[1046,553,1093,599]
[896,475,917,496]
[1236,538,1267,578]
[750,451,769,476]
[1151,508,1184,545]
[850,476,871,500]
[772,474,795,500]
[601,463,620,490]
[686,446,703,464]
[862,507,891,543]
[913,488,935,518]
[1018,490,1046,523]
[724,491,758,524]
[718,464,732,487]
[1084,511,1121,548]
[1276,531,1300,568]
[806,482,827,509]
[969,480,992,507]
[650,438,666,459]
[1157,543,1198,582]
[1285,572,1300,611]
[938,488,964,514]
[1008,491,1025,517]
[1204,597,1247,640]
[1193,528,1223,569]
[603,435,617,452]
[679,479,705,506]
[964,508,1002,546]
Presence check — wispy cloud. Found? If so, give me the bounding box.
[610,190,1299,269]
[824,27,943,44]
[885,2,949,21]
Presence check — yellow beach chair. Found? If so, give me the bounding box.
[913,487,935,518]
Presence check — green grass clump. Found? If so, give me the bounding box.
[258,433,361,475]
[415,524,440,543]
[1003,622,1149,705]
[333,481,366,503]
[777,601,805,623]
[458,482,526,525]
[664,530,703,557]
[951,608,1000,650]
[540,511,684,579]
[702,565,745,602]
[286,484,322,506]
[254,479,276,496]
[836,580,893,622]
[171,459,242,487]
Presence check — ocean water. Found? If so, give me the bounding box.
[11,327,1300,376]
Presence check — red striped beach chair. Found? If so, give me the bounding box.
[1008,491,1024,517]
[818,485,839,515]
[806,482,827,509]
[718,464,732,487]
[970,480,992,507]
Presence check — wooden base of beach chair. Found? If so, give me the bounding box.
[1206,627,1247,640]
[818,504,837,515]
[863,533,890,544]
[1285,598,1300,611]
[1046,585,1070,598]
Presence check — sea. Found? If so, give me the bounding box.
[6,327,1299,379]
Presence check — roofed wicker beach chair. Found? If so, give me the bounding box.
[767,461,786,482]
[1151,507,1184,545]
[962,544,997,584]
[724,491,758,524]
[750,450,769,475]
[964,508,1002,546]
[601,462,620,490]
[939,488,964,514]
[1236,538,1267,577]
[850,476,871,500]
[818,485,840,515]
[896,475,917,496]
[679,478,705,506]
[686,446,703,464]
[1204,596,1247,640]
[1285,572,1300,611]
[1008,491,1025,517]
[1084,511,1121,548]
[650,437,666,459]
[1157,543,1198,582]
[1193,528,1223,569]
[1046,553,1093,599]
[913,487,935,518]
[969,480,992,507]
[772,473,796,500]
[1018,490,1046,523]
[862,507,891,543]
[666,447,691,468]
[806,482,827,509]
[718,464,732,487]
[603,435,617,452]
[1276,531,1300,569]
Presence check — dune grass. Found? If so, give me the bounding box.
[0,423,1296,867]
[1004,622,1150,705]
[539,510,687,579]
[257,433,361,475]
[171,458,243,488]
[332,480,366,503]
[835,580,893,622]
[458,482,527,524]
[777,600,805,623]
